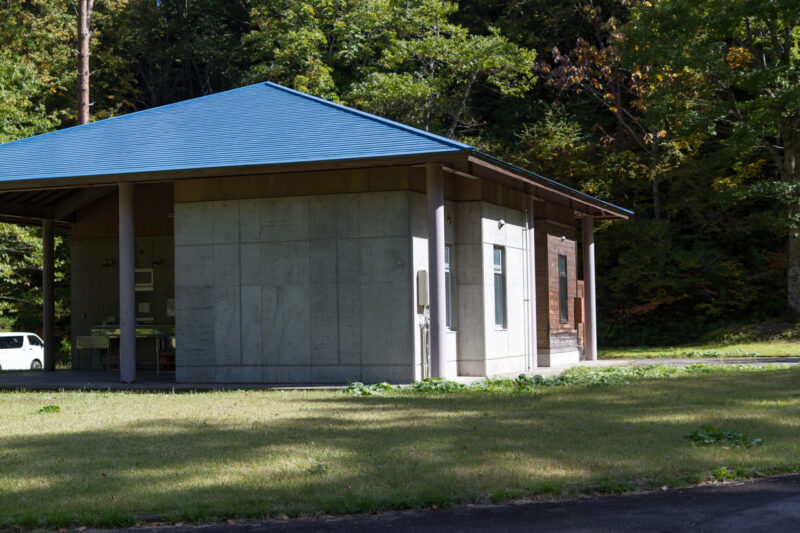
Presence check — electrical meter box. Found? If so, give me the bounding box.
[416,270,429,308]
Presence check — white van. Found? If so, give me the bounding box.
[0,333,44,370]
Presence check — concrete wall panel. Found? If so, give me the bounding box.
[310,282,339,365]
[214,285,241,365]
[175,203,213,245]
[175,286,215,366]
[260,284,311,365]
[359,281,411,365]
[175,245,214,288]
[240,286,262,365]
[174,190,415,383]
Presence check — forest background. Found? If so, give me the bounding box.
[1,0,797,353]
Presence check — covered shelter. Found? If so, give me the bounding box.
[0,82,631,383]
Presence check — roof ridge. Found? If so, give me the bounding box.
[264,81,473,152]
[0,83,264,149]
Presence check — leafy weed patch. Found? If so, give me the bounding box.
[685,424,763,448]
[343,364,788,395]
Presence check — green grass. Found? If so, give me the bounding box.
[600,340,800,359]
[600,321,800,359]
[2,366,800,528]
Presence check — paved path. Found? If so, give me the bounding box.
[1,357,799,390]
[88,474,800,532]
[485,356,800,381]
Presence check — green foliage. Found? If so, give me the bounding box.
[0,52,55,142]
[344,364,785,396]
[700,321,800,344]
[35,405,60,414]
[0,0,795,346]
[246,0,536,136]
[408,377,467,392]
[90,0,251,112]
[685,424,763,448]
[674,349,762,359]
[0,224,70,338]
[342,381,396,396]
[624,0,800,314]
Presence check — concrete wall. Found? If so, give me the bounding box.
[453,202,485,376]
[174,191,416,383]
[478,202,530,376]
[411,196,532,378]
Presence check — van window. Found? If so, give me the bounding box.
[0,336,23,349]
[27,335,43,347]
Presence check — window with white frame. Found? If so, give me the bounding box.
[493,246,506,328]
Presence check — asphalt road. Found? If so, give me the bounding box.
[94,474,800,533]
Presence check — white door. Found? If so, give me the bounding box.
[26,335,44,369]
[0,335,26,370]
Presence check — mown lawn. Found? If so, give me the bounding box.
[600,340,800,359]
[1,367,800,528]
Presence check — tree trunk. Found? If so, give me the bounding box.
[785,118,800,316]
[650,163,661,222]
[788,198,800,317]
[77,0,93,125]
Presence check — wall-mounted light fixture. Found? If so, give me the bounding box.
[498,219,506,229]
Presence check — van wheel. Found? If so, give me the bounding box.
[30,359,42,370]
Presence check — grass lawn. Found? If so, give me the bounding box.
[2,366,800,528]
[600,340,800,359]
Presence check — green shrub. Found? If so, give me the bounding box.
[343,364,786,396]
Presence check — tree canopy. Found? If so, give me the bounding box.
[0,0,796,346]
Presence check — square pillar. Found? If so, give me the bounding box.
[119,182,136,382]
[582,215,597,360]
[526,196,538,370]
[426,164,447,378]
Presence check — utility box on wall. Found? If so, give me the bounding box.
[417,270,429,309]
[574,297,584,324]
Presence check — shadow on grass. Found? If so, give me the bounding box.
[1,369,799,527]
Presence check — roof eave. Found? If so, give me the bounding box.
[466,152,633,220]
[0,150,468,193]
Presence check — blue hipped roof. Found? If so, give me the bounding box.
[0,82,469,184]
[0,81,632,218]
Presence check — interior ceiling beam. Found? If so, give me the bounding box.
[0,200,50,220]
[0,215,69,228]
[52,186,114,220]
[442,166,479,180]
[0,185,113,224]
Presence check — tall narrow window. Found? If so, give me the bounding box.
[494,246,506,328]
[445,245,453,330]
[559,254,568,324]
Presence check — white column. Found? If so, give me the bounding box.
[526,196,538,370]
[42,218,56,371]
[119,182,136,383]
[427,164,447,378]
[582,215,598,360]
